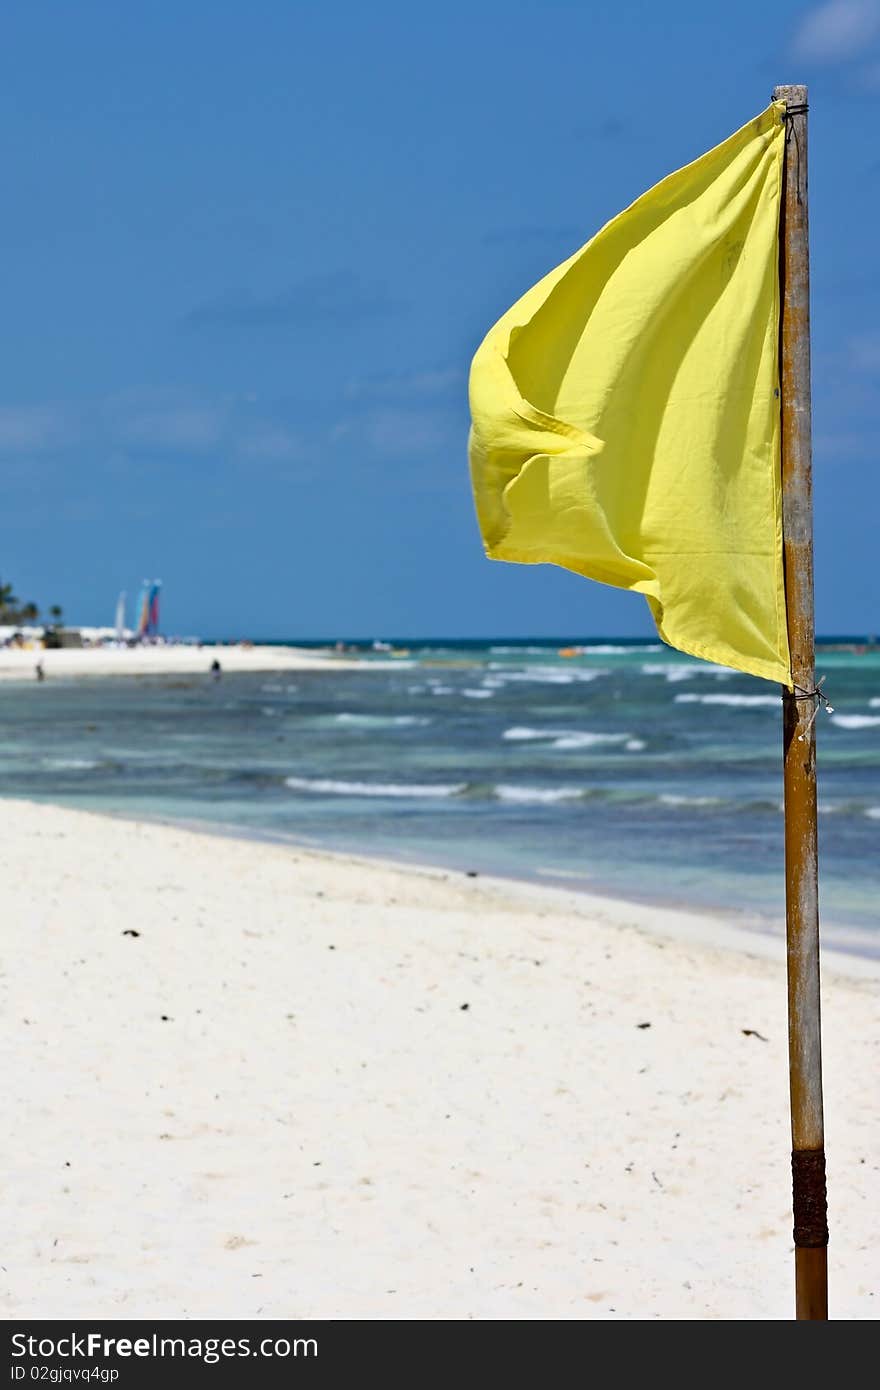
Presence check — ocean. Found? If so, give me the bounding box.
[2,638,878,956]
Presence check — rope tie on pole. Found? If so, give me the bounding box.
[783,103,808,205]
[792,675,832,740]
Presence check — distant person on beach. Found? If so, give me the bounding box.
[35,661,45,681]
[210,658,222,681]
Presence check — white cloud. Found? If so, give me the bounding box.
[791,0,880,63]
[103,388,227,450]
[0,386,454,472]
[343,366,463,402]
[121,405,227,450]
[360,406,453,456]
[236,426,303,462]
[0,405,75,452]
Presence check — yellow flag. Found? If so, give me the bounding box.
[469,103,791,686]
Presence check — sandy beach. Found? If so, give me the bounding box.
[0,644,368,682]
[2,798,877,1320]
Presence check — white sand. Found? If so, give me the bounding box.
[1,799,877,1320]
[0,643,368,681]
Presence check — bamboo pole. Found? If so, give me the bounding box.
[774,83,828,1321]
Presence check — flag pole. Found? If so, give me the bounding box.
[773,82,828,1320]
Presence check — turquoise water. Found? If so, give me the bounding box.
[1,638,878,956]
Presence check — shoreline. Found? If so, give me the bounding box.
[2,797,877,1319]
[0,643,371,682]
[7,794,880,974]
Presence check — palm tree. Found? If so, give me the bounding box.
[48,604,63,626]
[20,602,40,622]
[0,580,20,617]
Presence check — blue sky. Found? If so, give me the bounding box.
[0,0,877,639]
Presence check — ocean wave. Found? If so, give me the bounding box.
[830,713,880,730]
[870,698,880,709]
[866,807,880,820]
[495,784,584,804]
[487,665,606,686]
[674,693,778,708]
[489,645,553,655]
[534,866,592,880]
[658,793,723,807]
[284,777,464,798]
[462,688,494,699]
[581,643,662,654]
[641,662,699,683]
[653,793,783,815]
[335,713,431,727]
[502,726,634,750]
[43,757,101,771]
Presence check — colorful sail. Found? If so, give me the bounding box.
[136,580,162,638]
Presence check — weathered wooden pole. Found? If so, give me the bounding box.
[774,82,828,1321]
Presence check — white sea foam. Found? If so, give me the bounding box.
[625,739,646,751]
[830,713,880,730]
[534,866,594,880]
[641,662,699,683]
[659,793,722,807]
[870,698,880,708]
[489,666,605,686]
[552,732,635,750]
[462,688,494,699]
[489,645,552,655]
[582,644,663,654]
[502,726,634,751]
[284,777,464,798]
[495,784,583,804]
[335,713,431,727]
[44,757,101,771]
[865,807,880,820]
[642,661,731,683]
[502,726,634,748]
[674,693,778,708]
